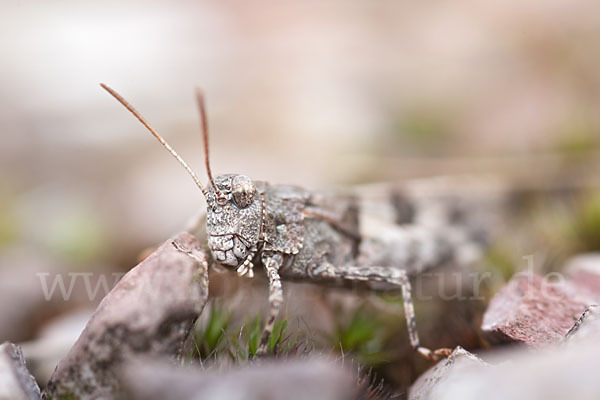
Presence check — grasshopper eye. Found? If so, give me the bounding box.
[232,175,256,209]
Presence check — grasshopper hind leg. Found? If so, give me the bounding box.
[333,265,451,361]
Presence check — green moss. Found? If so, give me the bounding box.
[0,199,18,247]
[554,118,598,160]
[192,304,231,358]
[484,245,517,282]
[46,392,78,400]
[46,207,107,264]
[571,192,600,251]
[191,305,296,362]
[392,105,455,154]
[332,305,389,365]
[268,319,289,354]
[246,315,261,358]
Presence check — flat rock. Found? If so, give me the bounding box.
[120,358,355,400]
[0,247,61,343]
[45,232,209,400]
[432,329,600,400]
[20,308,93,384]
[409,347,487,400]
[0,342,41,400]
[565,305,600,344]
[481,273,588,347]
[565,253,600,301]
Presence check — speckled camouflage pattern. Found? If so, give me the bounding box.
[102,84,488,361]
[202,174,484,359]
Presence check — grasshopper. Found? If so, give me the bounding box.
[100,83,484,360]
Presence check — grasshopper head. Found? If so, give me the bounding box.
[205,174,262,267]
[99,85,262,269]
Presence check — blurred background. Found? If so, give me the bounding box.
[2,0,600,394]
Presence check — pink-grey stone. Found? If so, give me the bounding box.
[411,314,600,400]
[20,308,93,385]
[0,247,61,343]
[565,305,600,344]
[481,273,588,347]
[120,358,355,400]
[0,342,41,400]
[45,232,209,400]
[409,347,487,400]
[432,329,600,400]
[565,253,600,302]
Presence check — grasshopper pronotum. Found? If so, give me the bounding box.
[100,83,486,360]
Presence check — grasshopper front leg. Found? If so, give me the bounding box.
[256,252,284,356]
[333,265,451,361]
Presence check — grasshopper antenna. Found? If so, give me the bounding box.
[195,89,218,191]
[100,83,208,197]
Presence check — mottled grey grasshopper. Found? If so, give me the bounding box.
[100,83,486,360]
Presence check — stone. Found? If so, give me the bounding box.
[481,273,588,347]
[433,331,600,400]
[565,253,600,301]
[0,342,41,400]
[45,232,209,399]
[408,346,487,400]
[565,305,600,344]
[0,247,61,343]
[20,308,93,384]
[120,358,355,400]
[411,314,600,400]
